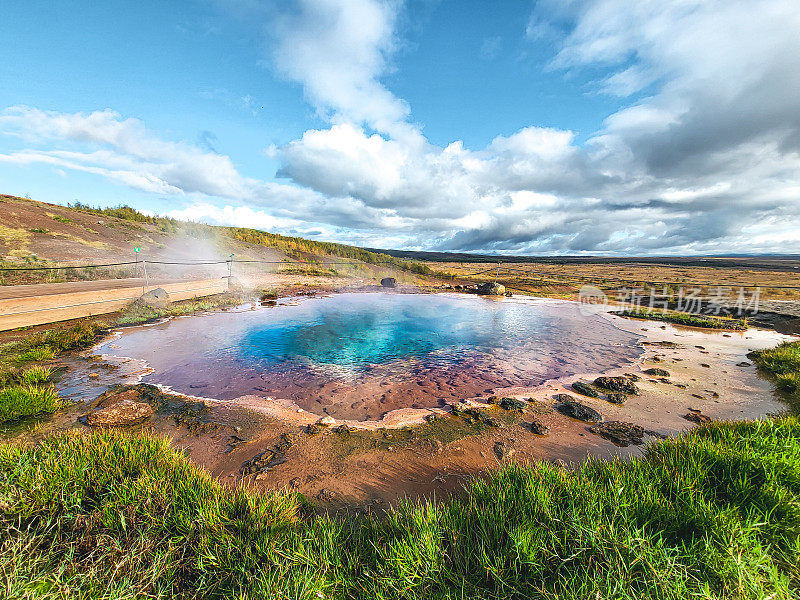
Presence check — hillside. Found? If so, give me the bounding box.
[0,194,431,287]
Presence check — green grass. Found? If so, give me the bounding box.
[278,266,340,277]
[1,418,798,599]
[615,309,748,330]
[115,293,246,326]
[18,366,53,385]
[0,384,62,422]
[751,340,800,397]
[0,321,107,423]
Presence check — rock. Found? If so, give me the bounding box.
[317,488,335,502]
[423,413,437,423]
[529,420,550,435]
[449,401,470,415]
[82,399,153,427]
[499,397,525,411]
[240,448,287,476]
[88,373,100,380]
[275,433,293,452]
[476,282,506,296]
[95,387,144,408]
[571,381,599,398]
[494,441,514,460]
[593,376,640,395]
[700,363,710,368]
[554,393,576,402]
[556,401,603,423]
[737,361,751,367]
[605,393,627,404]
[137,288,170,309]
[683,411,712,424]
[624,373,641,382]
[643,368,670,377]
[318,415,336,426]
[589,421,645,446]
[380,277,397,288]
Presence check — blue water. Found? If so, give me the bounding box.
[238,293,550,367]
[98,292,642,420]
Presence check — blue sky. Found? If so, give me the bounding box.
[1,0,799,255]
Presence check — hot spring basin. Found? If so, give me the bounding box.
[96,293,642,421]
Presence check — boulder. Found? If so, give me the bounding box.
[82,399,153,427]
[494,441,514,460]
[593,376,640,395]
[380,277,397,288]
[589,421,645,446]
[554,393,576,402]
[499,397,526,411]
[571,381,599,398]
[318,415,336,426]
[605,393,627,404]
[476,282,505,296]
[683,411,712,424]
[556,400,602,423]
[529,420,550,435]
[240,449,287,476]
[137,288,170,309]
[643,368,670,377]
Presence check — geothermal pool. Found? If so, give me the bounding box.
[97,293,643,421]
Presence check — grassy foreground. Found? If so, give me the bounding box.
[751,340,800,398]
[614,309,748,330]
[1,419,799,599]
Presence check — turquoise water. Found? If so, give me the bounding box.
[239,293,552,366]
[97,293,642,420]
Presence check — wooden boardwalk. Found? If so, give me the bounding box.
[0,278,229,331]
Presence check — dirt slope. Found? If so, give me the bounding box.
[0,194,430,288]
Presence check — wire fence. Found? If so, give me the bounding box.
[2,258,800,291]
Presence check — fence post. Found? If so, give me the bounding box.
[142,259,150,292]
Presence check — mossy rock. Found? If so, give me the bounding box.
[571,381,599,398]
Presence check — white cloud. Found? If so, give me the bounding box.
[268,0,415,140]
[2,0,800,256]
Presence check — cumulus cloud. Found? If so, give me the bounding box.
[267,0,800,254]
[0,105,407,241]
[267,0,417,141]
[2,0,799,255]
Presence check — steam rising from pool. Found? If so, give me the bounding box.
[96,293,642,420]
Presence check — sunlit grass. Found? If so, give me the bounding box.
[18,366,53,385]
[751,340,800,396]
[0,384,62,422]
[615,308,748,330]
[1,419,798,599]
[115,293,246,326]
